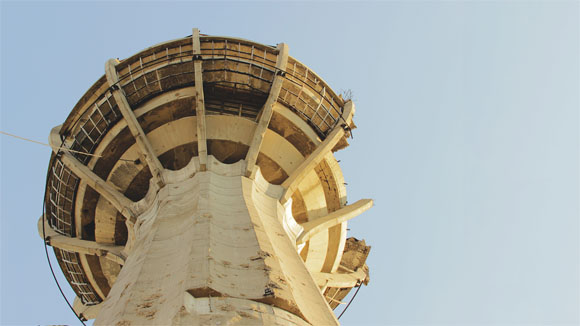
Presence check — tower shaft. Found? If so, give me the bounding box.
[94,158,337,325]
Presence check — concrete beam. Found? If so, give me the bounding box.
[192,28,208,170]
[245,43,289,177]
[280,101,355,203]
[296,199,373,244]
[105,59,165,187]
[312,268,366,289]
[38,216,125,265]
[279,128,343,203]
[73,297,102,321]
[49,126,135,220]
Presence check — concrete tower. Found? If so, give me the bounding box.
[39,29,372,325]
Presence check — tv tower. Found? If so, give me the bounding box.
[39,28,372,325]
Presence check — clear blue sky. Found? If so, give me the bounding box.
[1,1,578,325]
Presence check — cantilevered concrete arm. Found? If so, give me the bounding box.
[296,199,373,244]
[49,126,136,220]
[38,216,125,265]
[73,297,102,321]
[280,101,355,203]
[311,268,367,289]
[245,43,289,177]
[192,28,208,171]
[105,59,165,187]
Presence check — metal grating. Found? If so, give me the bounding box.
[117,42,195,108]
[201,39,277,95]
[203,83,267,119]
[114,38,277,121]
[69,91,122,164]
[205,96,261,119]
[47,158,79,237]
[279,58,344,137]
[63,36,343,158]
[56,248,102,305]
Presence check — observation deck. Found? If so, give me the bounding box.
[40,29,371,324]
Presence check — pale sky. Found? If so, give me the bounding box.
[1,1,578,325]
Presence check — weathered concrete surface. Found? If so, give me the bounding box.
[94,158,337,325]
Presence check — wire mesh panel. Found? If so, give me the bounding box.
[200,38,276,119]
[200,38,277,94]
[69,91,122,165]
[116,38,195,108]
[62,36,345,147]
[279,57,344,137]
[47,158,79,237]
[55,248,102,305]
[204,93,264,119]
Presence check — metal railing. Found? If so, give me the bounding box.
[69,91,121,164]
[47,158,79,236]
[279,57,344,137]
[62,36,344,164]
[56,248,102,305]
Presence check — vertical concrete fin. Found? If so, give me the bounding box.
[242,170,339,326]
[105,59,165,187]
[192,28,208,171]
[245,43,289,177]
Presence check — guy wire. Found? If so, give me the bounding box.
[1,130,134,162]
[42,140,87,326]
